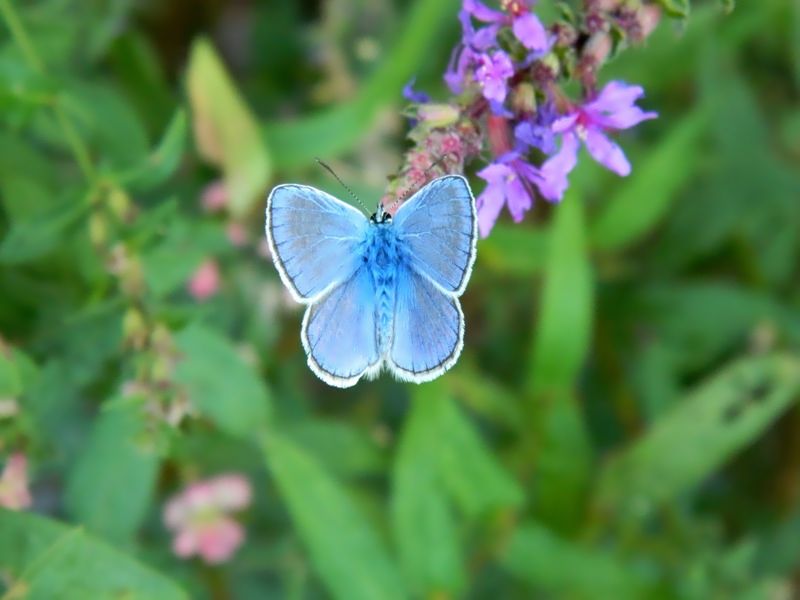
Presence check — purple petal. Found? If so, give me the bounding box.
[512,13,550,52]
[586,81,646,114]
[402,77,430,103]
[477,161,513,185]
[444,45,473,94]
[552,113,578,134]
[515,121,556,154]
[471,23,501,50]
[506,174,533,222]
[476,182,507,238]
[463,0,505,23]
[592,106,658,130]
[475,51,513,104]
[535,132,579,201]
[489,99,514,117]
[584,128,630,176]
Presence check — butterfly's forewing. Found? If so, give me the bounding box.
[387,266,464,382]
[392,175,477,295]
[266,184,368,302]
[301,266,381,388]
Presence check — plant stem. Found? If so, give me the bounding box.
[0,0,96,183]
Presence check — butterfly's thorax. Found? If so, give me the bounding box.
[362,221,404,355]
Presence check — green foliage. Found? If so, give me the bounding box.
[0,509,187,599]
[263,433,406,600]
[0,0,799,598]
[64,403,159,544]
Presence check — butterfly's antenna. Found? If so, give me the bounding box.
[385,151,459,213]
[315,158,370,216]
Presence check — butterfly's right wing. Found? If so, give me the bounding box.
[392,175,477,296]
[266,184,368,302]
[301,266,381,388]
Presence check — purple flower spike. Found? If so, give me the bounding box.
[549,80,658,184]
[475,51,514,103]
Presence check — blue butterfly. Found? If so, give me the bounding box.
[265,175,477,388]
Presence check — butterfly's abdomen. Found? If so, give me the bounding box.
[365,224,401,357]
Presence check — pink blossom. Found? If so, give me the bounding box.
[225,222,249,247]
[188,259,220,300]
[163,474,252,565]
[201,181,228,213]
[0,453,32,510]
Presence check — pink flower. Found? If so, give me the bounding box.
[188,259,220,300]
[225,222,249,247]
[0,453,32,510]
[163,474,252,565]
[201,181,228,213]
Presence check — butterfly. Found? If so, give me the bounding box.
[265,175,477,388]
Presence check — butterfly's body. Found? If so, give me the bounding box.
[363,221,401,355]
[266,175,477,388]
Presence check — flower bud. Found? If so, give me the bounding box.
[511,82,537,115]
[108,187,133,222]
[583,32,613,67]
[123,307,149,350]
[416,103,460,128]
[89,212,108,248]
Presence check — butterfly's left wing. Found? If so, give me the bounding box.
[386,264,464,383]
[266,184,368,303]
[393,175,476,296]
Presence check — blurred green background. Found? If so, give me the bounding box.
[1,0,800,598]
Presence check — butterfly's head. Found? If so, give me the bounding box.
[370,204,392,225]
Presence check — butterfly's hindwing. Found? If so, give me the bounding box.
[301,265,381,388]
[266,184,368,302]
[386,263,464,383]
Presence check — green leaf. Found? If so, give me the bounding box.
[392,381,465,596]
[528,196,593,393]
[0,350,23,397]
[262,0,459,168]
[140,219,227,297]
[186,38,271,216]
[64,403,159,543]
[526,196,593,532]
[286,419,386,477]
[478,225,549,277]
[595,354,800,518]
[0,510,186,599]
[591,108,708,251]
[263,432,406,600]
[0,195,88,264]
[117,109,187,191]
[174,324,271,439]
[658,0,691,18]
[435,393,524,518]
[501,523,648,598]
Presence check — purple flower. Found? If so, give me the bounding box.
[464,0,551,53]
[402,77,430,104]
[551,80,658,182]
[475,51,514,103]
[514,102,557,154]
[477,151,567,236]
